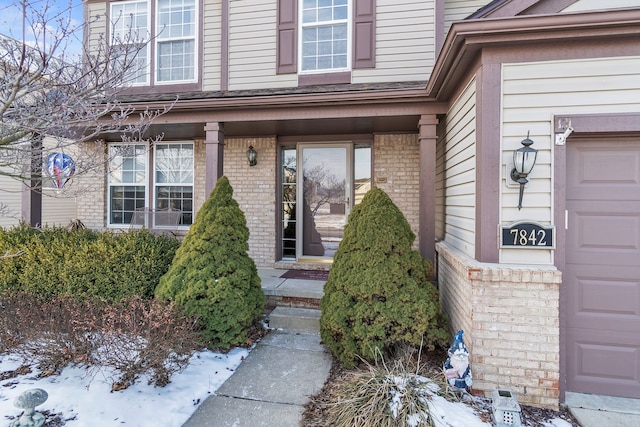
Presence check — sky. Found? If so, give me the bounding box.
[0,0,84,59]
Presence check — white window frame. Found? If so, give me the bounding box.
[153,142,194,228]
[107,144,149,228]
[155,0,198,84]
[298,0,352,74]
[110,0,151,86]
[107,142,194,229]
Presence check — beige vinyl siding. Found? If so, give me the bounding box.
[202,0,222,91]
[86,2,107,52]
[0,176,22,228]
[444,0,488,36]
[562,0,639,13]
[442,77,476,258]
[353,0,435,84]
[227,0,297,90]
[226,0,436,88]
[500,55,640,264]
[41,191,78,227]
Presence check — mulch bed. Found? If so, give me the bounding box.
[302,356,582,427]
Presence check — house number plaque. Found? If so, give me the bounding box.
[500,222,555,248]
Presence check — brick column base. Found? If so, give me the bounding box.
[436,241,562,409]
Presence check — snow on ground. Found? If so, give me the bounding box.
[0,348,248,426]
[1,347,574,427]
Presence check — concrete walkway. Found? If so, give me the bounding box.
[182,331,332,427]
[565,392,640,427]
[182,268,640,427]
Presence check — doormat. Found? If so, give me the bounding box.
[279,269,330,281]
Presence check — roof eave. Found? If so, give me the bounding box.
[427,8,640,101]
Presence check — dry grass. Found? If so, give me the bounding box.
[303,345,582,427]
[306,346,463,427]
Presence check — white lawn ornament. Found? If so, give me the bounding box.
[11,388,48,427]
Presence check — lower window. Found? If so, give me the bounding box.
[108,142,194,228]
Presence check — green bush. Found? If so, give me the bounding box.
[0,224,179,302]
[155,176,264,349]
[320,187,449,368]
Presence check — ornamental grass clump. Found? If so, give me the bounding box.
[325,348,443,427]
[155,176,264,349]
[320,186,448,368]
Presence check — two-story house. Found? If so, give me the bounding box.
[77,0,640,409]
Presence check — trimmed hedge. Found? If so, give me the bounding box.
[0,224,180,302]
[320,186,449,368]
[156,176,264,349]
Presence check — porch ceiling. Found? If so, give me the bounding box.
[145,115,423,140]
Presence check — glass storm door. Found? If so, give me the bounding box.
[298,144,350,261]
[280,143,371,262]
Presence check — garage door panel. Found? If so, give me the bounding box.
[565,136,640,398]
[565,265,640,331]
[567,141,640,201]
[566,203,640,265]
[566,328,640,398]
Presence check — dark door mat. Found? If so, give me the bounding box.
[279,269,330,281]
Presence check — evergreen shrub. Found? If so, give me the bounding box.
[155,176,264,349]
[0,225,179,302]
[320,187,449,367]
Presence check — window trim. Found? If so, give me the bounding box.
[277,0,375,78]
[109,0,199,89]
[107,143,149,228]
[152,142,194,228]
[298,0,352,75]
[110,0,152,86]
[107,141,195,229]
[154,0,199,85]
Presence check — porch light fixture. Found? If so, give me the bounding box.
[510,132,538,210]
[247,145,257,167]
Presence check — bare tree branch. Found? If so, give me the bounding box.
[1,249,25,259]
[0,0,174,190]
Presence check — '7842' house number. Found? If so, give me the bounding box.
[500,222,555,248]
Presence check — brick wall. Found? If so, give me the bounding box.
[373,133,420,246]
[436,241,561,409]
[223,137,277,267]
[74,134,421,266]
[76,142,106,229]
[193,139,206,213]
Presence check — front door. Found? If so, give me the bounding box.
[565,136,640,398]
[279,142,371,262]
[298,144,350,261]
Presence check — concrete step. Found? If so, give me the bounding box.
[269,306,321,333]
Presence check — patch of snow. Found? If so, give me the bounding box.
[544,418,575,427]
[0,348,248,426]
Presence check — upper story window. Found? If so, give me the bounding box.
[111,1,150,85]
[156,0,196,83]
[277,0,374,81]
[300,0,350,73]
[110,0,197,87]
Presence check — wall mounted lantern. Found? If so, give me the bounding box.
[510,132,538,210]
[247,145,257,167]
